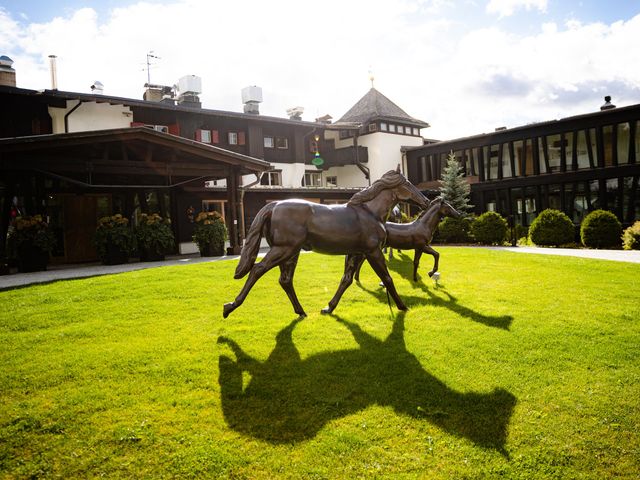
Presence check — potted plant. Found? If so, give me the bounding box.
[94,214,135,265]
[192,211,227,256]
[135,213,175,262]
[8,215,56,272]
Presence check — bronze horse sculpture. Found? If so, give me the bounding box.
[354,198,460,283]
[223,170,429,318]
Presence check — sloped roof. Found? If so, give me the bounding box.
[337,88,429,128]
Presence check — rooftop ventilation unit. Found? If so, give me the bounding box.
[286,106,304,120]
[90,80,104,94]
[242,85,263,114]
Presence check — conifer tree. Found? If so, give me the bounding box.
[439,152,473,215]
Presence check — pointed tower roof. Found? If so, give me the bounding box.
[337,88,429,128]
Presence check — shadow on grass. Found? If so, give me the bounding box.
[217,314,516,454]
[356,277,513,331]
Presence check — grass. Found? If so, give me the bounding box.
[0,247,639,479]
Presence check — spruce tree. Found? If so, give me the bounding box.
[439,152,473,216]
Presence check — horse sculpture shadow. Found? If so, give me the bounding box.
[218,315,516,454]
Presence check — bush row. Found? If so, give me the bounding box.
[434,209,639,249]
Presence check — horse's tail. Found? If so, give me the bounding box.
[234,202,275,279]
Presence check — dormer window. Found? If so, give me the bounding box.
[380,122,388,132]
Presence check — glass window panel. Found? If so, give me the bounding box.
[471,147,479,176]
[576,130,590,169]
[524,139,534,175]
[546,134,561,172]
[603,125,614,166]
[587,180,600,211]
[501,144,512,178]
[617,123,630,165]
[488,145,499,179]
[606,178,620,215]
[538,137,548,174]
[565,132,574,169]
[589,128,599,166]
[513,140,524,177]
[548,184,562,211]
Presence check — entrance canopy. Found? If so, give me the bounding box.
[0,126,270,188]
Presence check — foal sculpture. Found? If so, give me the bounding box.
[354,198,460,283]
[223,170,429,318]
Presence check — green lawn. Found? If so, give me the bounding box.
[1,248,639,479]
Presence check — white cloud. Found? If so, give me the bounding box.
[486,0,548,18]
[0,1,639,141]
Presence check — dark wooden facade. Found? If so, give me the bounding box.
[405,103,640,227]
[0,86,370,264]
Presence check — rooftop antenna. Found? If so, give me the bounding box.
[145,51,160,85]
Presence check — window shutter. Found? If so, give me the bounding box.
[195,129,202,142]
[168,123,180,136]
[130,122,145,127]
[211,130,219,144]
[238,131,246,145]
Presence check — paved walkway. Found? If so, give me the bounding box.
[1,246,638,290]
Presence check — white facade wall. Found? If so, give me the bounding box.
[49,100,133,133]
[358,132,424,181]
[323,130,424,187]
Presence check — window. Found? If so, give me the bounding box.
[339,130,351,139]
[389,124,396,133]
[368,123,377,132]
[380,122,388,131]
[228,131,246,146]
[303,171,322,187]
[275,137,289,149]
[196,129,212,143]
[264,136,274,148]
[325,176,338,187]
[260,170,281,186]
[617,123,631,165]
[413,127,420,136]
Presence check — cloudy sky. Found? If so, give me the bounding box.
[1,0,640,139]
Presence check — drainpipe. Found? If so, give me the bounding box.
[64,100,83,133]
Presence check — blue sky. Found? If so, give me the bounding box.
[1,0,640,139]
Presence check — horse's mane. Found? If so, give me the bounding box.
[348,170,407,206]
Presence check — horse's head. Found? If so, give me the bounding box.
[392,177,429,210]
[436,198,461,218]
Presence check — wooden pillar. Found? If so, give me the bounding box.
[0,176,16,263]
[227,167,242,255]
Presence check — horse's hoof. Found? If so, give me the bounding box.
[223,302,235,318]
[428,271,435,278]
[320,306,332,315]
[296,310,307,318]
[397,304,408,311]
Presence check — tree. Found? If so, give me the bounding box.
[439,152,473,216]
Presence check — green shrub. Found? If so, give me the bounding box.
[622,221,640,250]
[471,211,507,245]
[580,209,622,249]
[529,209,574,247]
[434,216,473,243]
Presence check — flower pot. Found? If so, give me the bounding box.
[139,248,165,262]
[103,242,129,265]
[199,242,225,257]
[17,245,49,273]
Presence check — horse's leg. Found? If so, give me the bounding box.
[413,248,423,282]
[354,255,366,283]
[388,247,394,260]
[278,253,306,317]
[366,249,407,311]
[424,244,440,277]
[321,254,363,315]
[223,246,298,318]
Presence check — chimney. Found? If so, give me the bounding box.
[0,55,16,87]
[286,106,304,120]
[600,95,616,111]
[315,114,332,124]
[241,85,262,114]
[48,55,58,90]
